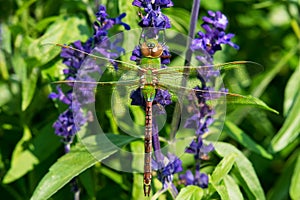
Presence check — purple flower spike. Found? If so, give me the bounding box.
[132,0,173,30]
[191,11,239,56]
[50,5,130,142]
[185,137,214,160]
[48,86,72,105]
[203,11,228,31]
[179,170,209,188]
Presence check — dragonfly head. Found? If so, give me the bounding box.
[141,38,163,58]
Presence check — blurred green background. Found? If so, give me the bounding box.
[0,0,299,199]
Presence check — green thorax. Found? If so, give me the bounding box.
[140,57,161,69]
[140,58,160,102]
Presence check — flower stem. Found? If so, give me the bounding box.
[170,0,201,138]
[185,0,201,66]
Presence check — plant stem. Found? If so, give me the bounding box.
[170,0,201,139]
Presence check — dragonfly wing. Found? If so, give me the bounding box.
[157,61,263,87]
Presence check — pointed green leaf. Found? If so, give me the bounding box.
[3,126,37,183]
[290,154,300,200]
[29,16,89,65]
[284,64,300,116]
[31,132,135,200]
[176,185,204,200]
[226,94,278,114]
[22,67,39,111]
[212,181,229,200]
[211,153,236,184]
[224,121,273,159]
[224,175,243,200]
[270,92,300,152]
[30,144,97,200]
[3,123,61,183]
[214,142,265,200]
[267,150,298,200]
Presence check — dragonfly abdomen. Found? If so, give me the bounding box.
[144,101,153,196]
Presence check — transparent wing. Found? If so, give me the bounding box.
[157,61,263,98]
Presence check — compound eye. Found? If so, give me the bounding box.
[141,42,151,57]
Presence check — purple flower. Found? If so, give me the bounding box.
[53,108,77,137]
[49,86,72,105]
[50,5,130,140]
[179,170,209,188]
[152,153,183,189]
[95,5,130,31]
[202,11,228,30]
[132,0,173,30]
[179,10,239,193]
[191,11,239,56]
[132,0,173,9]
[185,137,214,160]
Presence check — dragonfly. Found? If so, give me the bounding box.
[50,28,264,196]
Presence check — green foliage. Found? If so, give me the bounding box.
[0,0,299,199]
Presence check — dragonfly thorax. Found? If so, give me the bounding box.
[140,68,159,86]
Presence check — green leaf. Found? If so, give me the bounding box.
[211,153,236,184]
[78,169,96,200]
[270,92,300,152]
[1,23,12,54]
[0,81,19,107]
[28,16,89,65]
[226,94,278,114]
[30,144,97,200]
[224,121,273,159]
[3,126,37,183]
[210,154,236,200]
[251,43,300,97]
[118,0,140,29]
[100,167,130,191]
[3,124,61,183]
[166,8,192,33]
[266,150,298,200]
[22,67,39,111]
[224,175,243,200]
[214,142,265,200]
[175,185,204,200]
[290,153,300,200]
[31,131,135,200]
[284,64,300,116]
[212,182,229,200]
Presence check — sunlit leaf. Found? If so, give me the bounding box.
[3,124,61,183]
[224,175,243,200]
[31,131,135,200]
[270,92,300,153]
[22,67,39,111]
[284,64,300,116]
[175,185,204,200]
[211,153,236,184]
[290,153,300,200]
[214,142,265,200]
[28,16,89,65]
